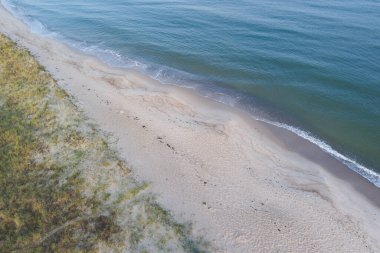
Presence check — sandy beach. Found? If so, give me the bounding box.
[1,3,379,252]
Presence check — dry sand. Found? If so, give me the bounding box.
[1,4,379,252]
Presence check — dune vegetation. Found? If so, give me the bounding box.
[0,34,208,253]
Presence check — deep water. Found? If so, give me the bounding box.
[3,0,380,185]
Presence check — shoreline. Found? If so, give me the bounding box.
[1,3,379,252]
[2,0,379,188]
[2,0,380,189]
[3,0,379,189]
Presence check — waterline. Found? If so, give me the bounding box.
[2,0,379,188]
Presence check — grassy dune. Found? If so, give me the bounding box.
[0,34,208,253]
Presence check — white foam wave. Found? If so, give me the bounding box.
[256,118,380,187]
[203,92,239,107]
[2,0,57,38]
[2,0,197,85]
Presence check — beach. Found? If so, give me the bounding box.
[1,2,379,252]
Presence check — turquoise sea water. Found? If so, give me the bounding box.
[3,0,380,186]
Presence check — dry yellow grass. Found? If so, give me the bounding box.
[0,34,208,253]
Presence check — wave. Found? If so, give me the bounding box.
[1,0,58,37]
[58,39,206,90]
[203,84,380,187]
[2,0,379,188]
[256,118,380,187]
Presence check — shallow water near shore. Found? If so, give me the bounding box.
[2,0,380,185]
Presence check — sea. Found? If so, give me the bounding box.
[2,0,380,186]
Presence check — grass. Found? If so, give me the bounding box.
[0,34,209,253]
